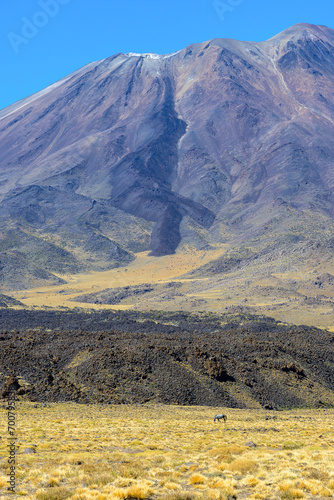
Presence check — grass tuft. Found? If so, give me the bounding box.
[189,473,206,485]
[226,458,258,474]
[36,486,73,500]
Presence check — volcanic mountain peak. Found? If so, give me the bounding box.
[0,24,334,298]
[291,22,332,38]
[267,22,333,39]
[126,52,162,59]
[260,23,334,65]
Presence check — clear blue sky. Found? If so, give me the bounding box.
[0,0,333,110]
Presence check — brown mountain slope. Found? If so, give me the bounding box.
[0,23,334,297]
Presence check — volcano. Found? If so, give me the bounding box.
[0,23,334,294]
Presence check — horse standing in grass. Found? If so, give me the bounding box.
[213,413,227,423]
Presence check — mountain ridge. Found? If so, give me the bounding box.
[0,24,334,320]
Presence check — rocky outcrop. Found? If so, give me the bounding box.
[0,309,333,408]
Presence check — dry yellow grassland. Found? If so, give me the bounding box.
[9,247,334,332]
[0,403,333,499]
[9,249,222,310]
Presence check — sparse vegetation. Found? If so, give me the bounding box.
[0,403,333,499]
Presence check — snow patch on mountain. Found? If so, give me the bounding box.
[163,49,183,59]
[125,49,183,60]
[126,52,161,59]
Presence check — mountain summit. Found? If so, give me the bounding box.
[1,24,334,294]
